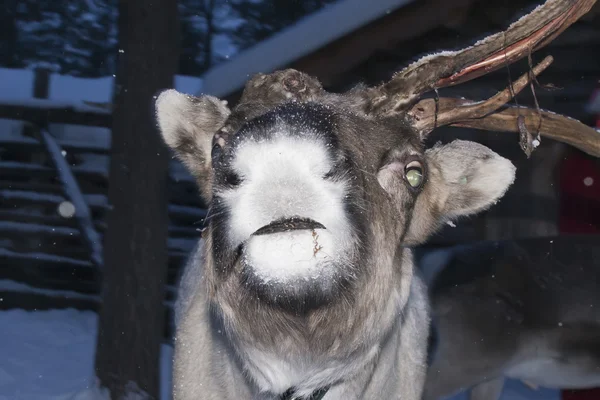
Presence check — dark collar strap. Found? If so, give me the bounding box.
[280,386,329,400]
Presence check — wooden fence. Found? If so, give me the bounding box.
[0,69,205,338]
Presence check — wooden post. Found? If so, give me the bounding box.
[21,68,50,141]
[33,68,50,99]
[94,0,180,398]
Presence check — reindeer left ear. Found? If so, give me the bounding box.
[404,140,516,245]
[155,89,230,201]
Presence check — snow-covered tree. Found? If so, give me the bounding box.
[15,0,116,76]
[0,0,22,68]
[178,0,236,76]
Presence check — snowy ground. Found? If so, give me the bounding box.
[444,382,559,400]
[0,309,172,400]
[0,309,560,400]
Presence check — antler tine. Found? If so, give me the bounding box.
[369,0,597,115]
[407,55,554,137]
[451,106,600,158]
[406,55,600,158]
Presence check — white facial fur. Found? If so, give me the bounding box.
[218,132,354,284]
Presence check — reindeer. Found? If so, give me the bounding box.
[421,234,600,400]
[154,0,599,398]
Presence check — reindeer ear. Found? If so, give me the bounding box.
[155,89,230,200]
[404,140,516,245]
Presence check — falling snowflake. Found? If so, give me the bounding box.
[58,201,76,218]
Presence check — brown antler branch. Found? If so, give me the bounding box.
[450,106,600,157]
[370,0,597,114]
[407,56,600,157]
[407,54,600,158]
[407,55,554,136]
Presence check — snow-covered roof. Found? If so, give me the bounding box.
[0,67,203,104]
[201,0,416,98]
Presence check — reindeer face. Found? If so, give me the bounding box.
[210,103,365,298]
[156,70,516,311]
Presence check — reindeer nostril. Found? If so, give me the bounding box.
[323,169,336,180]
[224,171,243,187]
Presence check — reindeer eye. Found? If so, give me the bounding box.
[405,160,424,188]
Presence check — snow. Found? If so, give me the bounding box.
[0,68,203,192]
[445,382,560,400]
[0,69,34,101]
[0,306,560,400]
[201,0,417,97]
[0,67,203,106]
[49,74,113,103]
[0,309,173,400]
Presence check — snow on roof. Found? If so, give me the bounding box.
[50,74,114,103]
[0,67,203,144]
[201,0,416,98]
[0,67,203,105]
[0,69,34,101]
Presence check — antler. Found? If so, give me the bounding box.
[407,56,554,137]
[369,0,597,114]
[405,54,600,158]
[366,0,599,157]
[449,106,600,157]
[406,56,600,157]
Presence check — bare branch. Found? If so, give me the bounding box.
[369,0,597,114]
[407,55,554,135]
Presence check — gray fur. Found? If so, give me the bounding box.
[421,235,600,400]
[155,69,516,399]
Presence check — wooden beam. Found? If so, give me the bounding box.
[219,0,476,104]
[290,0,476,87]
[0,102,111,127]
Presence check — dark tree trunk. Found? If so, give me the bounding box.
[0,0,20,68]
[203,0,215,71]
[94,0,179,398]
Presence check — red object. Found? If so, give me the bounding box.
[559,99,600,399]
[562,389,600,400]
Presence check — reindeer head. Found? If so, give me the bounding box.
[155,72,516,311]
[156,0,599,313]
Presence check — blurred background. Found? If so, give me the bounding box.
[0,0,598,399]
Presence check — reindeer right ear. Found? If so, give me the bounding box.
[404,140,516,246]
[155,89,230,200]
